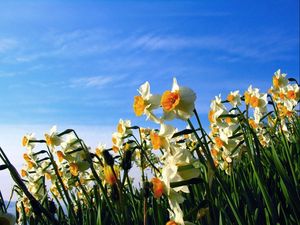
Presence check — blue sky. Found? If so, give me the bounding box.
[0,0,299,199]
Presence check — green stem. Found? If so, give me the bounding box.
[71,130,121,225]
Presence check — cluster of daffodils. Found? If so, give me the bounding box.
[19,126,93,222]
[208,94,243,175]
[149,124,200,225]
[14,70,298,225]
[133,79,201,224]
[209,69,299,174]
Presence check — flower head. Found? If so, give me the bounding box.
[161,78,196,121]
[45,126,62,149]
[22,133,36,150]
[133,81,161,123]
[227,90,241,107]
[151,177,164,198]
[104,165,119,185]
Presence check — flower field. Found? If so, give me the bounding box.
[0,70,299,225]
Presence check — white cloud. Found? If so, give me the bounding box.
[131,32,298,62]
[0,38,18,53]
[69,74,128,88]
[0,71,17,78]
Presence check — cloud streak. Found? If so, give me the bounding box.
[131,32,299,62]
[69,74,129,89]
[0,38,18,53]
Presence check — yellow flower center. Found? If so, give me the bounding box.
[151,177,164,198]
[279,92,285,99]
[112,145,119,153]
[227,94,234,102]
[45,172,52,180]
[211,148,218,157]
[70,163,79,176]
[133,96,146,116]
[244,92,251,105]
[27,161,34,169]
[95,148,102,157]
[249,119,258,129]
[22,136,28,147]
[273,76,279,88]
[56,151,64,162]
[161,90,180,111]
[287,90,296,100]
[45,134,52,146]
[21,169,27,177]
[150,131,161,150]
[104,166,118,185]
[215,137,224,148]
[23,153,31,162]
[225,117,232,124]
[250,96,259,108]
[124,143,131,151]
[166,221,178,225]
[112,136,117,145]
[117,123,124,134]
[208,110,215,123]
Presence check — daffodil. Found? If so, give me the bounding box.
[272,69,288,89]
[227,90,241,107]
[22,133,36,151]
[70,162,79,176]
[161,145,200,194]
[167,190,185,225]
[112,132,123,153]
[45,125,62,150]
[133,81,161,123]
[244,86,268,123]
[151,177,164,198]
[150,123,177,151]
[104,165,119,185]
[117,119,132,136]
[208,95,226,125]
[161,78,196,121]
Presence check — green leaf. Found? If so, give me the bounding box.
[170,177,204,188]
[0,164,8,170]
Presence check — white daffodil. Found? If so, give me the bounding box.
[272,69,288,89]
[167,190,185,225]
[22,133,36,151]
[112,131,123,153]
[45,125,62,150]
[162,145,200,194]
[150,123,177,151]
[116,119,132,136]
[161,78,196,121]
[60,133,80,153]
[133,81,161,123]
[227,90,241,107]
[283,84,299,109]
[209,95,227,125]
[219,125,236,144]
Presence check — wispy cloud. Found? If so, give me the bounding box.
[0,38,18,53]
[69,74,128,88]
[3,27,297,66]
[0,71,17,77]
[131,32,299,62]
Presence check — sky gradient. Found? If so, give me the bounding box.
[0,0,299,200]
